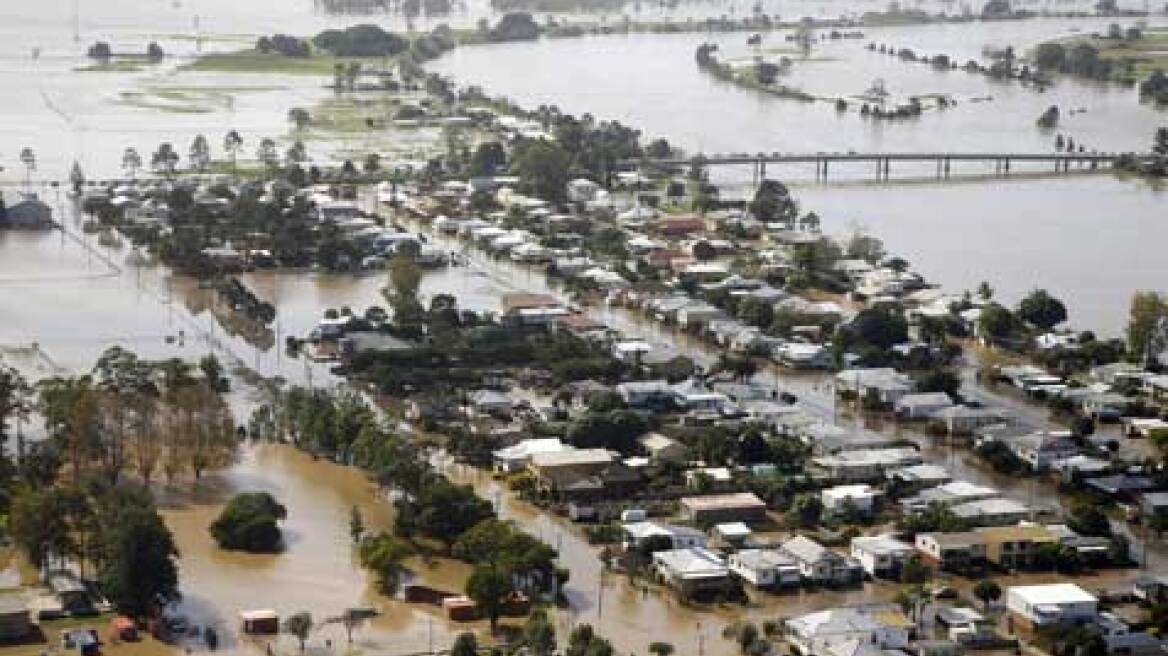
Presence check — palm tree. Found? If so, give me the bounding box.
[121,147,142,179]
[19,147,36,189]
[223,130,243,176]
[256,138,278,170]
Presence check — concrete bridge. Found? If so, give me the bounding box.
[627,151,1156,182]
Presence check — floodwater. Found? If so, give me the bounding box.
[159,441,485,656]
[427,20,1168,336]
[2,2,1168,654]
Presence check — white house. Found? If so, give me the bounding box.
[652,547,730,594]
[822,484,881,516]
[850,535,916,579]
[951,498,1030,527]
[813,448,923,483]
[493,438,569,473]
[1007,583,1098,629]
[623,521,708,551]
[780,535,863,586]
[728,549,801,589]
[835,368,914,406]
[784,607,910,656]
[894,393,954,420]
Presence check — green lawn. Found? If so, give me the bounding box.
[182,49,391,75]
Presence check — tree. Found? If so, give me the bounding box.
[469,141,507,177]
[466,561,512,632]
[692,240,717,261]
[394,480,494,549]
[749,179,797,223]
[224,130,244,176]
[973,578,1002,609]
[899,555,931,584]
[288,107,311,131]
[97,488,181,619]
[787,493,822,528]
[978,303,1020,340]
[976,281,994,302]
[121,147,142,179]
[363,153,382,175]
[451,632,478,656]
[1018,289,1067,330]
[151,143,180,176]
[209,491,287,552]
[349,505,365,544]
[358,532,412,593]
[512,139,571,203]
[564,410,648,454]
[257,138,279,170]
[1127,291,1168,365]
[525,610,557,656]
[189,135,211,171]
[1068,501,1112,537]
[283,612,313,651]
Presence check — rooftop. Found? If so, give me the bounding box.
[681,492,766,511]
[1009,583,1097,606]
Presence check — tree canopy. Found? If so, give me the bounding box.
[209,491,287,552]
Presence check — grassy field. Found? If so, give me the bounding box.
[182,49,392,75]
[1054,27,1168,79]
[74,59,148,73]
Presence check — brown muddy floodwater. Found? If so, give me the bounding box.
[160,442,481,656]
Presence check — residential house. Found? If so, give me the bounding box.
[729,549,801,589]
[639,433,688,464]
[1085,474,1157,502]
[616,380,674,408]
[850,535,917,579]
[784,606,911,656]
[1006,583,1097,631]
[679,493,768,525]
[951,498,1031,527]
[0,591,31,641]
[623,521,708,551]
[469,389,514,416]
[902,481,1000,512]
[894,393,954,420]
[1139,492,1168,521]
[652,547,730,596]
[822,484,881,517]
[780,535,863,586]
[776,342,832,369]
[685,467,734,491]
[887,464,952,492]
[713,522,752,546]
[929,406,1006,437]
[835,368,914,406]
[813,448,923,483]
[915,532,986,571]
[493,438,570,473]
[529,449,614,493]
[1123,417,1168,439]
[978,524,1058,569]
[1008,430,1079,471]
